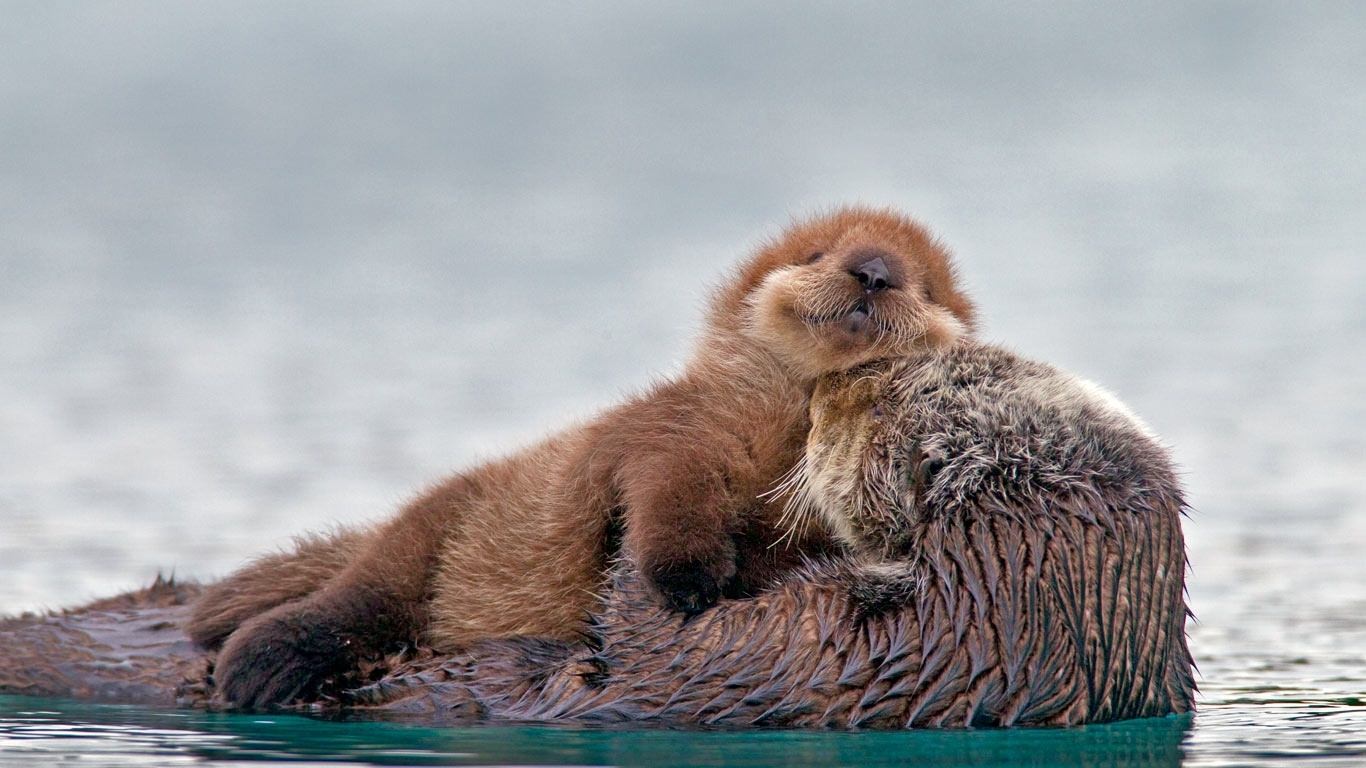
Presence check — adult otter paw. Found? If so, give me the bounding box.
[211,604,353,709]
[849,563,925,620]
[641,536,738,615]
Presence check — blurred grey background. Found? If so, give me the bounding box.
[1,0,1363,676]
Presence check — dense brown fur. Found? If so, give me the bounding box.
[0,342,1194,726]
[184,207,976,708]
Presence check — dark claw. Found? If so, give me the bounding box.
[645,533,739,616]
[650,563,726,614]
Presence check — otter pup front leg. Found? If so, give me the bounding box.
[618,443,751,614]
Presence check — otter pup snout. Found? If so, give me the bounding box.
[848,251,894,292]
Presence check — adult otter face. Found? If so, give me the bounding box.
[737,207,976,379]
[790,341,1180,561]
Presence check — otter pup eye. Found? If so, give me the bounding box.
[805,251,825,265]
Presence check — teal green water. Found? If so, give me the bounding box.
[0,696,1191,767]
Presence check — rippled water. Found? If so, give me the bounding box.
[2,2,1364,766]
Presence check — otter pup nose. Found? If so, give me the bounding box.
[849,254,892,292]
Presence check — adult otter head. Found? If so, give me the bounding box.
[791,340,1180,562]
[707,207,976,379]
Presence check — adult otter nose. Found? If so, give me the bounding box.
[850,256,891,292]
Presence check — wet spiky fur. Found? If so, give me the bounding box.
[181,207,975,709]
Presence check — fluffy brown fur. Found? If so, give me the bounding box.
[184,206,976,709]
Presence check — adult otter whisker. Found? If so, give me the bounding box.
[761,455,818,550]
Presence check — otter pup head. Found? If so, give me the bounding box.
[788,341,1179,561]
[717,207,976,380]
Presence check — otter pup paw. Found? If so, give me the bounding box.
[211,604,353,709]
[641,536,738,615]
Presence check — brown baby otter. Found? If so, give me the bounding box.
[184,207,977,709]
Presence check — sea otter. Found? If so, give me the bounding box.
[184,207,977,709]
[0,341,1194,726]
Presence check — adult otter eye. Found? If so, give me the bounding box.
[909,447,947,498]
[805,251,825,265]
[916,456,946,489]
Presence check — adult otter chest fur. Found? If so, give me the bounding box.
[184,207,977,708]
